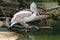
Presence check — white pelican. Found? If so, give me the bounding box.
[10,2,39,27]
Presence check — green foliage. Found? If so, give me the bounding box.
[17,0,23,3]
[28,20,60,35]
[17,0,49,3]
[28,20,47,27]
[56,15,60,19]
[51,20,60,35]
[35,35,60,40]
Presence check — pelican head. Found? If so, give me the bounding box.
[30,2,39,14]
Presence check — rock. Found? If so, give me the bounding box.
[0,21,4,27]
[0,29,19,40]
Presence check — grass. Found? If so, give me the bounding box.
[34,35,60,40]
[17,35,60,40]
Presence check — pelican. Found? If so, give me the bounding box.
[10,2,39,27]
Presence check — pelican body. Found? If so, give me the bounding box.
[10,2,38,27]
